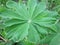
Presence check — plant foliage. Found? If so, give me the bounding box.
[0,0,60,45]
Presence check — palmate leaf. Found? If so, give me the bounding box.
[0,0,58,43]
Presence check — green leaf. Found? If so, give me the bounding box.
[0,0,58,43]
[40,34,56,44]
[6,1,29,20]
[0,10,22,19]
[6,1,18,9]
[49,34,60,45]
[5,19,26,27]
[0,6,6,12]
[6,23,29,42]
[33,24,48,34]
[32,2,46,19]
[27,0,37,18]
[33,10,57,27]
[28,24,40,43]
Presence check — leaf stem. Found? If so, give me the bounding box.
[0,36,7,42]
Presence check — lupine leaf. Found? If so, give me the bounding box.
[0,0,58,43]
